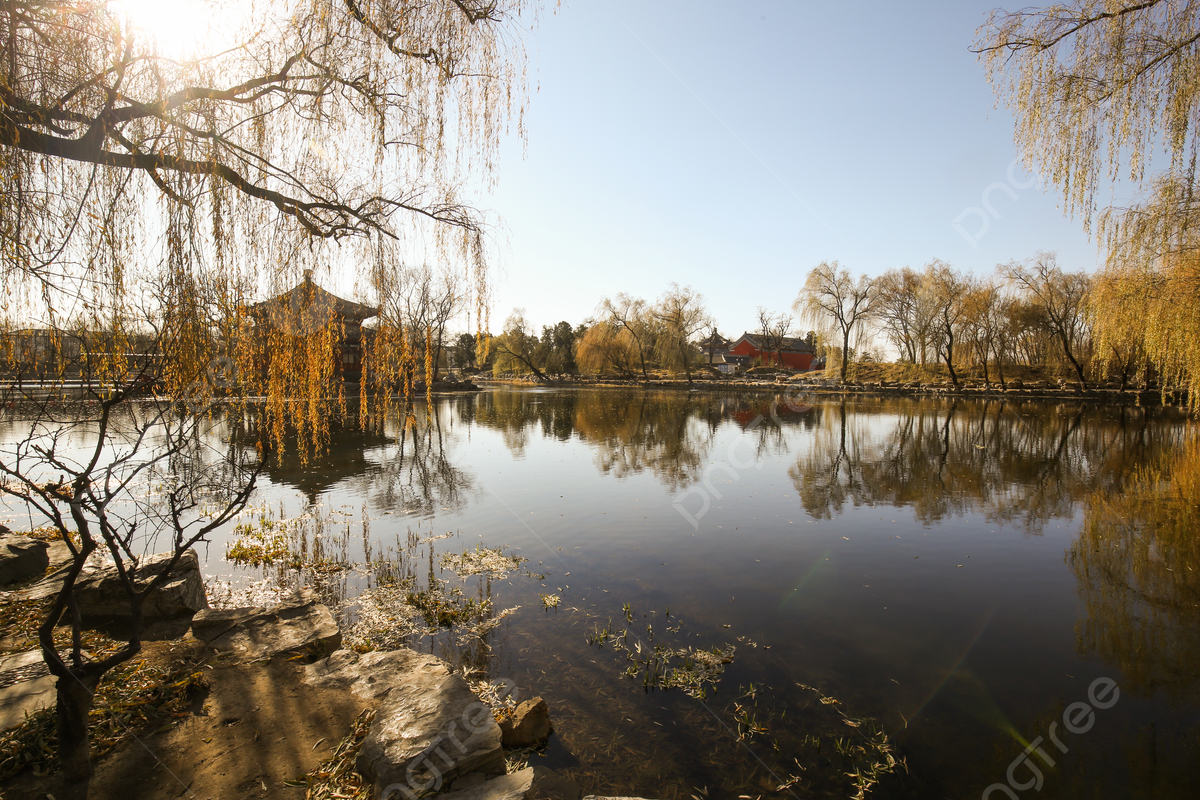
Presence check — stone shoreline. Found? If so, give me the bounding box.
[475,375,1188,405]
[0,533,659,800]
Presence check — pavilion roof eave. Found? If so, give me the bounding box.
[250,278,380,323]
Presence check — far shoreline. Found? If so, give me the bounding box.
[472,374,1190,407]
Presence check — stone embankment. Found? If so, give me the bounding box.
[0,533,658,800]
[477,374,1186,404]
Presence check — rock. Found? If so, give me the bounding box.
[12,549,207,620]
[582,796,660,800]
[524,767,582,800]
[0,650,56,731]
[437,767,581,800]
[449,772,492,792]
[191,591,341,660]
[305,649,505,796]
[436,768,532,800]
[499,697,553,748]
[0,533,51,586]
[80,549,207,618]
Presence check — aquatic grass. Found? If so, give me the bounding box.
[224,504,355,575]
[343,531,520,665]
[586,613,735,700]
[17,526,75,543]
[225,531,294,567]
[440,543,527,578]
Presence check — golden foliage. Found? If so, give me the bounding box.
[1092,249,1200,407]
[978,3,1200,400]
[1071,435,1200,698]
[1,0,546,455]
[977,2,1200,231]
[576,321,639,376]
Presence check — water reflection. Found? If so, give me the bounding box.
[145,391,1200,797]
[235,404,475,515]
[786,398,1184,532]
[1072,440,1200,700]
[469,390,718,490]
[457,393,1186,532]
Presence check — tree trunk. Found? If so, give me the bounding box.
[56,668,100,799]
[1061,334,1087,390]
[995,343,1006,391]
[943,329,958,388]
[526,359,547,382]
[1114,345,1131,391]
[840,328,851,383]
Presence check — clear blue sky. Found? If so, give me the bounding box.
[482,0,1099,338]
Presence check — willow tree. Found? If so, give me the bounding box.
[576,320,639,377]
[976,1,1200,404]
[653,283,710,385]
[875,266,939,366]
[1002,253,1093,387]
[795,261,876,382]
[491,308,546,380]
[1,0,538,418]
[600,293,657,383]
[0,0,541,791]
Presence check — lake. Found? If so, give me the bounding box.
[4,388,1198,799]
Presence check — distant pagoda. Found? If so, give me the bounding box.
[248,270,379,384]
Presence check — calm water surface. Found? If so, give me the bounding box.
[6,388,1199,799]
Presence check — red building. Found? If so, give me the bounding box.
[729,332,818,370]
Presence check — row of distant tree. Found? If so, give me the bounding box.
[466,251,1141,390]
[797,252,1103,387]
[0,249,1141,394]
[473,284,713,383]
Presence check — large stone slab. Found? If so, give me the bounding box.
[9,549,207,620]
[0,534,51,586]
[438,767,582,800]
[191,591,341,660]
[0,650,56,731]
[305,649,505,796]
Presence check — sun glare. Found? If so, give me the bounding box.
[109,0,254,57]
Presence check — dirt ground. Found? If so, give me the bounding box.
[2,633,365,800]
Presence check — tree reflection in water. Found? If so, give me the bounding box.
[202,391,1200,798]
[1072,437,1200,700]
[231,402,475,517]
[235,391,1189,544]
[471,390,724,491]
[366,404,474,517]
[787,399,1187,532]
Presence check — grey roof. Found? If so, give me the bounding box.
[251,273,379,325]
